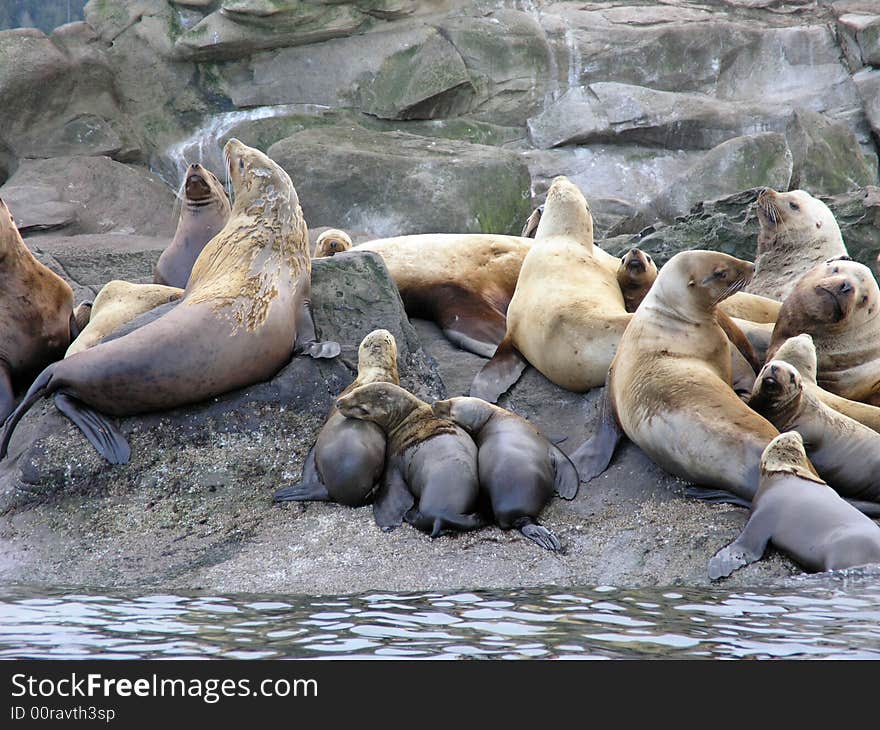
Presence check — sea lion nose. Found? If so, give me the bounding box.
[839,280,853,294]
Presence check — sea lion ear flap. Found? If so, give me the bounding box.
[825,255,852,264]
[687,278,695,287]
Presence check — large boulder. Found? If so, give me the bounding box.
[0,156,176,238]
[854,68,880,141]
[267,124,532,237]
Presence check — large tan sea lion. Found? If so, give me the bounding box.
[746,188,847,301]
[571,250,780,504]
[0,197,76,422]
[154,163,230,289]
[0,139,340,464]
[313,228,353,258]
[274,329,399,507]
[767,257,880,404]
[708,433,880,579]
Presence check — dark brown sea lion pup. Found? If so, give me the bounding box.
[773,333,880,434]
[747,187,847,301]
[335,382,483,537]
[767,257,880,404]
[0,197,76,422]
[749,360,880,507]
[313,228,352,258]
[571,250,779,504]
[274,329,399,506]
[0,139,340,464]
[616,248,657,312]
[154,163,231,289]
[708,432,880,580]
[431,396,578,551]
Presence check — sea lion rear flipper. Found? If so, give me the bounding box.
[372,464,413,531]
[1,365,59,460]
[469,335,528,403]
[518,520,562,552]
[436,297,508,359]
[54,393,130,465]
[273,445,329,502]
[845,499,880,518]
[293,299,341,360]
[708,516,771,580]
[570,377,622,482]
[0,361,13,423]
[405,508,485,537]
[684,486,751,508]
[550,445,579,500]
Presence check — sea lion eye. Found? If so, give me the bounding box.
[789,201,800,211]
[238,159,245,172]
[714,270,727,279]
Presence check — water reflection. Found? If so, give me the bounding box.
[2,571,880,659]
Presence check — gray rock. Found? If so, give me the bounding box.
[854,68,880,140]
[267,124,532,237]
[1,185,78,233]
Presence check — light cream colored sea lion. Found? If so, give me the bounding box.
[313,228,353,258]
[571,250,781,504]
[749,360,880,509]
[746,188,847,301]
[471,176,633,401]
[65,280,184,357]
[0,139,340,464]
[773,333,880,433]
[767,257,880,404]
[154,163,230,289]
[274,329,399,506]
[0,197,75,422]
[708,432,880,579]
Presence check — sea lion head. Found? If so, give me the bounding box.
[755,188,840,239]
[759,432,825,485]
[617,248,658,311]
[182,163,229,210]
[521,204,544,238]
[223,138,298,215]
[0,196,22,262]
[315,229,353,258]
[357,329,399,384]
[431,396,493,433]
[534,176,593,246]
[791,257,878,328]
[649,250,754,317]
[336,382,420,428]
[772,333,818,383]
[750,360,803,419]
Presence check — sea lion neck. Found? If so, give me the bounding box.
[358,365,399,386]
[446,398,494,433]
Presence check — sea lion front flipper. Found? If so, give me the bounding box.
[436,296,508,359]
[569,377,622,482]
[53,393,130,465]
[293,299,341,360]
[708,516,771,580]
[469,334,528,403]
[372,464,414,531]
[550,444,579,499]
[684,486,751,508]
[717,310,761,374]
[0,361,13,423]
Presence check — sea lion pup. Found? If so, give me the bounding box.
[335,382,483,537]
[708,432,880,580]
[273,329,399,506]
[154,163,230,289]
[746,187,847,301]
[571,250,779,503]
[0,139,340,464]
[521,204,544,238]
[65,281,184,357]
[748,360,880,507]
[766,257,880,404]
[471,176,633,401]
[313,228,352,258]
[616,248,657,312]
[773,333,880,433]
[0,197,76,422]
[431,396,578,551]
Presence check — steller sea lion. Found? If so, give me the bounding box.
[746,187,847,302]
[571,250,780,504]
[0,196,76,422]
[0,139,340,465]
[313,228,352,258]
[772,333,880,434]
[748,360,880,508]
[767,257,880,405]
[616,248,657,313]
[154,163,230,289]
[274,329,399,507]
[65,280,184,357]
[335,382,484,537]
[708,432,880,579]
[432,396,578,551]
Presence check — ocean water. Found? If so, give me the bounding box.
[2,570,880,660]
